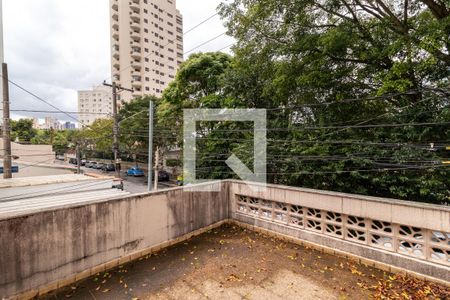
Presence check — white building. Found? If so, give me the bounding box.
[77,85,113,126]
[110,0,184,102]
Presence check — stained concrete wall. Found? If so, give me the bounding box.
[1,180,449,298]
[228,181,450,282]
[0,182,228,298]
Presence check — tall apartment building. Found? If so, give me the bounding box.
[110,0,183,102]
[77,85,113,126]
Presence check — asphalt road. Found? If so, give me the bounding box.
[7,161,176,194]
[12,164,73,178]
[76,164,176,194]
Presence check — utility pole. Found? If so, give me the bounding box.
[154,146,159,190]
[2,62,11,179]
[76,142,81,174]
[103,81,133,179]
[147,100,154,191]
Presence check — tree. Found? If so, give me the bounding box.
[10,119,36,143]
[214,0,450,204]
[76,118,113,158]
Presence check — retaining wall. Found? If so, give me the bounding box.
[0,182,228,298]
[1,180,449,299]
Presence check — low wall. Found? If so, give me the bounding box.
[0,182,228,298]
[1,180,449,298]
[0,138,55,164]
[229,181,450,282]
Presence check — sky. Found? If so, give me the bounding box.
[2,0,234,123]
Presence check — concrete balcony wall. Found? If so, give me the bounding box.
[0,180,449,298]
[0,182,228,298]
[229,180,450,282]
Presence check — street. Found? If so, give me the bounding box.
[8,161,176,194]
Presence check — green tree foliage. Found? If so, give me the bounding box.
[77,118,113,155]
[10,119,36,143]
[219,0,450,204]
[154,1,449,204]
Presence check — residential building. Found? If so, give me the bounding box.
[42,117,61,130]
[32,118,41,130]
[77,85,113,126]
[64,122,76,130]
[110,0,183,102]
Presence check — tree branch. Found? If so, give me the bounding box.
[419,0,449,19]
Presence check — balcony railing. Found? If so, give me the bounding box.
[130,20,140,31]
[131,60,141,68]
[130,11,140,22]
[130,39,140,48]
[0,180,448,299]
[131,31,140,40]
[130,4,140,13]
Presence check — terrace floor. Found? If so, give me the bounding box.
[42,225,449,300]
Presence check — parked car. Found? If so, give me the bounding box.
[56,155,65,161]
[126,167,145,177]
[158,170,170,182]
[69,158,77,164]
[89,162,98,169]
[95,163,105,170]
[85,161,93,168]
[80,160,87,166]
[103,163,116,172]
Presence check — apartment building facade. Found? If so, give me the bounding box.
[110,0,184,102]
[77,85,113,126]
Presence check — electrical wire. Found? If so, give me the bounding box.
[107,11,223,83]
[2,76,80,123]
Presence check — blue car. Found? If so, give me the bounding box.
[126,166,145,177]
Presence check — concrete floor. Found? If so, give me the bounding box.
[42,225,450,300]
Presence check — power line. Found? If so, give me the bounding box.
[3,76,80,123]
[184,32,227,55]
[108,12,223,83]
[193,164,449,176]
[184,13,219,35]
[10,109,110,115]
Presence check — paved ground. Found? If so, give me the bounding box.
[42,225,450,300]
[6,160,176,194]
[12,163,73,178]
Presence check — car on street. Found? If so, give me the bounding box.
[69,158,77,164]
[80,160,87,166]
[89,162,98,169]
[158,170,170,182]
[85,161,93,168]
[102,163,116,172]
[126,167,145,177]
[96,163,106,170]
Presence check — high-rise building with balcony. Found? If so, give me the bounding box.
[110,0,184,102]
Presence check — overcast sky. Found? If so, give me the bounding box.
[2,0,234,123]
